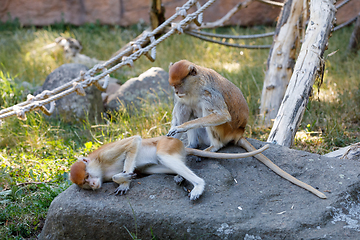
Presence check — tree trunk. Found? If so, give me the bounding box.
[348,12,360,54]
[267,0,336,147]
[150,0,165,31]
[259,0,303,127]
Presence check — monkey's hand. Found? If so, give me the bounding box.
[167,126,186,137]
[114,183,130,195]
[112,172,137,183]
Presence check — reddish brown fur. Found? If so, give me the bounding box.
[156,137,185,155]
[169,60,249,144]
[196,63,248,133]
[69,135,207,200]
[169,60,191,86]
[167,60,327,199]
[69,161,87,185]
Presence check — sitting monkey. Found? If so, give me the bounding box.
[167,60,326,199]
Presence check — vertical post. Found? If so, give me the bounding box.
[150,0,166,31]
[259,0,303,127]
[267,0,336,147]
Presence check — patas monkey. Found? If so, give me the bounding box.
[70,135,269,200]
[167,60,327,199]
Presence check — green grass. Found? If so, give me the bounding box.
[0,21,359,239]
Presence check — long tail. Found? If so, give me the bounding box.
[186,144,269,159]
[238,138,327,199]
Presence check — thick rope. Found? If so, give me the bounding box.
[334,14,358,31]
[0,0,217,121]
[336,0,352,9]
[0,0,355,120]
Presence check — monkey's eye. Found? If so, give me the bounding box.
[83,176,89,184]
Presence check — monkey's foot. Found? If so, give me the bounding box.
[189,187,204,201]
[114,183,130,195]
[188,155,202,162]
[189,181,205,201]
[174,175,184,185]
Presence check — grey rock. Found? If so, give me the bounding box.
[39,63,104,122]
[105,67,172,113]
[39,139,360,239]
[324,142,360,160]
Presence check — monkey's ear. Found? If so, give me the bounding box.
[78,156,91,164]
[189,65,197,76]
[169,62,173,68]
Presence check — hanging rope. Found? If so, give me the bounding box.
[185,30,271,49]
[186,30,274,39]
[336,0,352,9]
[185,0,356,49]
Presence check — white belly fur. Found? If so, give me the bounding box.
[135,145,158,168]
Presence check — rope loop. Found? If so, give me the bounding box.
[144,31,154,39]
[131,42,142,51]
[172,22,184,34]
[88,64,104,77]
[72,82,86,96]
[39,90,53,99]
[176,7,187,17]
[145,36,157,62]
[94,67,110,92]
[79,70,86,80]
[194,2,203,26]
[40,101,56,116]
[13,106,27,121]
[27,94,35,101]
[122,56,134,67]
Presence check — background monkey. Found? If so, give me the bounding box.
[167,60,327,199]
[70,135,268,200]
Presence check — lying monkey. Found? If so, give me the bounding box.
[167,60,327,199]
[70,135,268,200]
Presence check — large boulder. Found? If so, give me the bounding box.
[39,139,360,239]
[105,67,172,113]
[39,63,104,122]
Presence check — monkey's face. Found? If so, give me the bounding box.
[169,60,198,100]
[70,172,102,190]
[173,83,186,98]
[81,174,102,190]
[70,158,102,190]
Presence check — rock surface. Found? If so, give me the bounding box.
[324,142,360,160]
[1,0,358,27]
[39,63,104,122]
[105,67,172,113]
[40,139,360,239]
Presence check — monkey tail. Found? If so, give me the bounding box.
[238,138,327,199]
[185,144,269,159]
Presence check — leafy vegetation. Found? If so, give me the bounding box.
[0,19,359,239]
